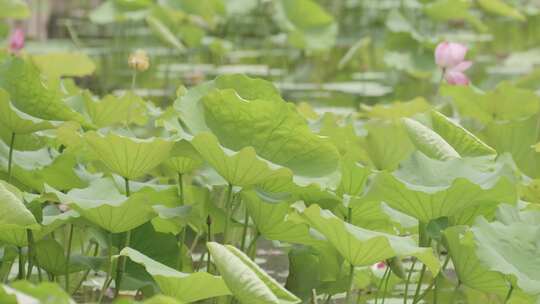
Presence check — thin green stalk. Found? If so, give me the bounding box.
[247,231,260,260]
[98,234,114,303]
[403,259,417,304]
[7,132,15,183]
[17,246,24,280]
[345,207,355,304]
[222,183,234,244]
[415,255,451,303]
[178,173,184,204]
[190,233,201,253]
[65,224,75,291]
[72,242,99,296]
[504,285,514,304]
[374,267,390,304]
[206,215,213,273]
[176,228,186,271]
[114,177,132,297]
[381,266,392,304]
[411,265,426,304]
[240,208,249,252]
[131,71,138,90]
[25,230,36,280]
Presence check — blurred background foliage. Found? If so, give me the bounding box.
[4,0,540,111]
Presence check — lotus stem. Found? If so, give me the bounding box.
[131,71,137,90]
[222,183,234,244]
[25,229,37,280]
[381,266,392,304]
[177,173,184,204]
[72,241,99,296]
[345,207,355,304]
[65,224,74,291]
[98,234,114,303]
[7,132,15,182]
[374,267,390,304]
[17,246,24,280]
[114,177,132,297]
[504,284,514,304]
[240,208,249,252]
[415,254,451,303]
[206,215,213,273]
[403,259,417,304]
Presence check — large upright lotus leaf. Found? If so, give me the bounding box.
[484,115,540,178]
[83,91,148,128]
[0,88,55,134]
[273,0,337,51]
[444,226,509,297]
[0,181,36,229]
[430,110,496,157]
[336,155,370,198]
[207,242,301,304]
[34,239,87,275]
[9,281,74,304]
[31,52,96,78]
[44,178,157,233]
[299,204,440,275]
[164,140,204,174]
[360,97,431,120]
[0,57,94,128]
[119,247,230,302]
[191,132,293,188]
[442,82,540,124]
[175,74,283,135]
[471,205,540,296]
[359,153,517,223]
[85,131,173,179]
[361,120,414,170]
[402,117,460,161]
[201,89,339,177]
[0,142,85,191]
[477,0,525,21]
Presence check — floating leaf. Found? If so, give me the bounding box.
[118,247,230,302]
[207,242,301,304]
[31,52,96,78]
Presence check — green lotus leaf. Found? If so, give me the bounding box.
[191,132,293,188]
[201,88,339,177]
[0,88,55,134]
[444,226,509,298]
[44,178,158,233]
[0,142,85,191]
[144,295,185,304]
[360,97,431,120]
[164,140,204,174]
[441,82,540,124]
[359,152,517,223]
[31,52,96,78]
[471,204,540,296]
[176,74,339,177]
[34,239,87,275]
[151,205,193,235]
[0,285,38,304]
[430,110,496,157]
[0,181,36,229]
[118,247,230,302]
[402,117,460,161]
[0,57,94,128]
[477,0,525,21]
[336,155,370,198]
[298,204,440,275]
[84,131,174,179]
[273,0,337,51]
[9,281,73,304]
[361,120,414,170]
[0,0,29,19]
[83,91,148,128]
[207,242,301,304]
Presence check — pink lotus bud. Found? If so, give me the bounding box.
[435,41,468,69]
[445,70,470,86]
[9,28,25,53]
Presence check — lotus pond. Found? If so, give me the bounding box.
[1,0,540,303]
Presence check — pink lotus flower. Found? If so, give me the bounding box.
[9,28,25,53]
[434,41,472,86]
